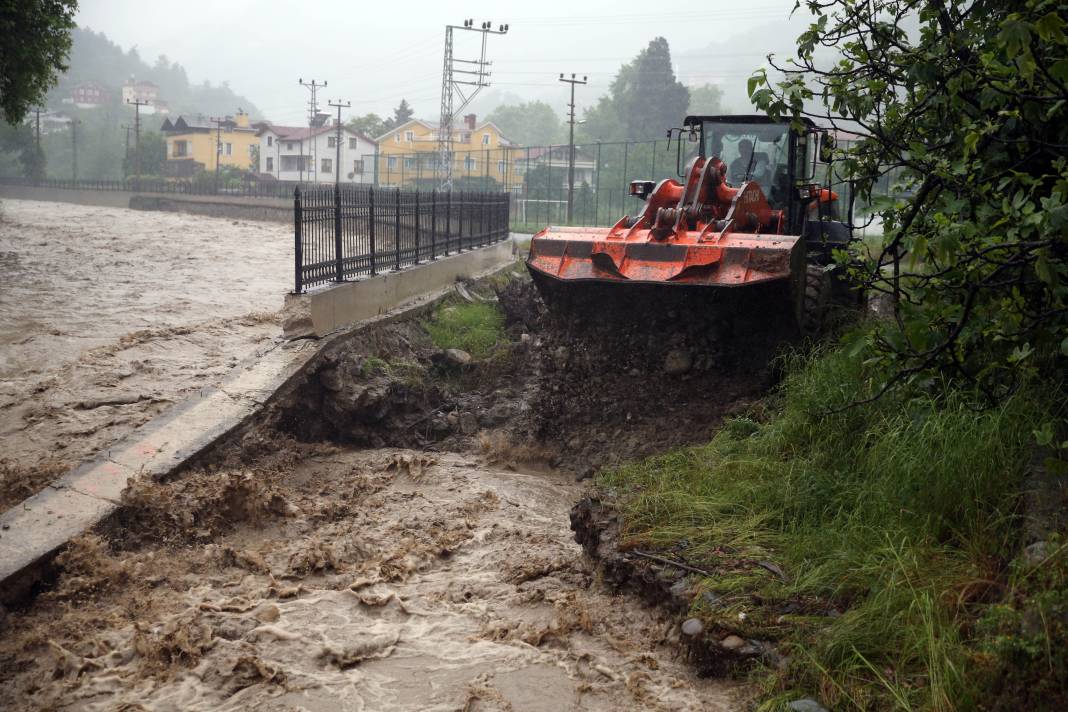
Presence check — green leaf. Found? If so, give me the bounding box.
[1034,423,1054,447]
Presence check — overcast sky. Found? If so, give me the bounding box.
[75,0,814,124]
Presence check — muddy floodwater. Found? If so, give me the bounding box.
[0,199,289,505]
[0,445,737,710]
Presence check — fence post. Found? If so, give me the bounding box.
[479,191,486,247]
[334,183,343,282]
[293,187,303,294]
[445,190,451,256]
[459,190,465,251]
[394,188,401,271]
[413,189,421,264]
[430,189,437,259]
[369,185,377,276]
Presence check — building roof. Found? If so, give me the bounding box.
[162,115,256,133]
[258,122,375,144]
[375,118,515,146]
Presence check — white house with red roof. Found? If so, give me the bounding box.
[257,122,376,184]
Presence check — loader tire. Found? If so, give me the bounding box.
[800,263,831,338]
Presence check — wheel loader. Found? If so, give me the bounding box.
[526,115,858,335]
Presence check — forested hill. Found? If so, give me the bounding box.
[47,27,261,118]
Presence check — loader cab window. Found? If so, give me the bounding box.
[702,121,790,208]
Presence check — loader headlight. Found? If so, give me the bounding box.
[629,180,655,200]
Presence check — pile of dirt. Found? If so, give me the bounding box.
[234,277,792,481]
[513,279,792,474]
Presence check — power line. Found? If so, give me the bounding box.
[559,72,587,223]
[209,115,232,190]
[438,19,509,189]
[126,98,150,185]
[300,78,328,183]
[120,124,131,179]
[328,99,350,186]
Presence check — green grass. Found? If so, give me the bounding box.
[423,301,506,360]
[599,343,1064,711]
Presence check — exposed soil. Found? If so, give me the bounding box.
[222,275,788,481]
[0,198,290,507]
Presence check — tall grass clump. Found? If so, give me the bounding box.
[423,301,505,359]
[600,342,1059,710]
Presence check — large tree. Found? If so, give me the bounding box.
[347,113,386,139]
[581,37,689,142]
[383,99,414,132]
[750,0,1068,398]
[485,101,563,146]
[0,0,77,123]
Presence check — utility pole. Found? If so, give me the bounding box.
[328,100,350,185]
[127,98,150,186]
[300,78,327,183]
[209,115,231,192]
[70,118,80,182]
[437,19,509,190]
[34,108,42,149]
[559,73,587,223]
[121,124,131,179]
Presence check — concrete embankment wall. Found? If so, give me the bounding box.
[284,239,517,338]
[0,184,291,223]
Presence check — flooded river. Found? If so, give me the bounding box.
[0,445,737,710]
[0,199,289,505]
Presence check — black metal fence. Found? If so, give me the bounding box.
[294,186,510,293]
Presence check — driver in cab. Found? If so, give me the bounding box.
[728,139,764,185]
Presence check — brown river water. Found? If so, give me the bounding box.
[0,199,290,505]
[1,446,737,710]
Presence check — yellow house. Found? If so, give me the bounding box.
[375,114,522,190]
[160,111,259,177]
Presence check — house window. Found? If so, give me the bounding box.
[497,160,505,175]
[321,158,333,174]
[287,142,294,150]
[404,158,413,170]
[394,134,400,143]
[387,157,397,170]
[348,138,358,149]
[249,145,256,157]
[267,136,273,146]
[225,142,232,156]
[172,140,188,157]
[328,136,337,148]
[266,157,274,171]
[464,156,476,172]
[482,133,490,145]
[353,159,364,174]
[405,131,414,142]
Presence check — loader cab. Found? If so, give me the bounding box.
[684,115,853,256]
